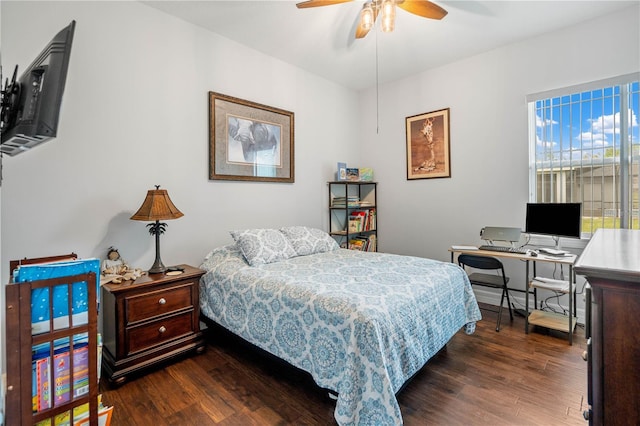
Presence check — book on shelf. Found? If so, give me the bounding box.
[348,238,366,250]
[73,344,90,398]
[337,162,347,181]
[359,167,374,181]
[13,258,100,334]
[34,394,114,426]
[32,334,91,413]
[331,195,361,207]
[346,168,360,181]
[35,356,51,412]
[347,234,377,252]
[348,214,363,233]
[366,208,376,231]
[367,234,377,251]
[348,210,368,232]
[53,350,71,405]
[347,209,376,232]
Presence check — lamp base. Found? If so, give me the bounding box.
[148,220,167,274]
[148,258,166,274]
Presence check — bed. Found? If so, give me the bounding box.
[199,227,482,425]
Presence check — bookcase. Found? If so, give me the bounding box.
[5,254,100,425]
[328,181,377,251]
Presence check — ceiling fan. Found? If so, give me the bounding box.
[296,0,448,39]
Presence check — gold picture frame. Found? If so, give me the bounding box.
[209,92,294,182]
[406,108,451,180]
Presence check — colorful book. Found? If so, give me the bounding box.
[34,394,114,426]
[33,335,89,412]
[36,357,52,411]
[348,239,366,250]
[53,350,71,405]
[346,168,360,181]
[348,216,362,233]
[73,344,90,398]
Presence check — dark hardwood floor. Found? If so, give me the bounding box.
[100,305,588,425]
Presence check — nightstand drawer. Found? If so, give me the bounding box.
[126,311,194,355]
[125,283,193,324]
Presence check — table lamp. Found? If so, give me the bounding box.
[130,185,184,274]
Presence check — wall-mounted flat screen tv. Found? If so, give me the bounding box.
[1,20,76,156]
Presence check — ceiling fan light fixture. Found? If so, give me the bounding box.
[360,2,375,31]
[295,0,447,40]
[381,0,396,33]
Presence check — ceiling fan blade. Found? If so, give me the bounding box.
[397,0,448,20]
[296,0,353,9]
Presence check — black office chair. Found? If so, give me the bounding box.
[458,254,514,332]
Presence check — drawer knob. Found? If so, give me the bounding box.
[158,298,167,305]
[159,326,167,333]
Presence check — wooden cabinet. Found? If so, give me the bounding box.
[101,264,205,385]
[574,229,640,425]
[328,181,377,251]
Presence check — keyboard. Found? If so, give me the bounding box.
[478,245,528,254]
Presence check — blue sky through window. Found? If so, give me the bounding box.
[535,81,640,161]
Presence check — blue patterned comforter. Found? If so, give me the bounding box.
[199,246,481,425]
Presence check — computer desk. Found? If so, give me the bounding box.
[448,246,578,344]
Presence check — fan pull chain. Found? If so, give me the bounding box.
[375,23,379,134]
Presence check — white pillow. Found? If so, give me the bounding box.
[280,226,339,256]
[230,228,297,266]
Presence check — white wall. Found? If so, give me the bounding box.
[0,0,361,280]
[358,5,639,313]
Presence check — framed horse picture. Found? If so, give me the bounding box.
[209,92,294,182]
[405,108,451,180]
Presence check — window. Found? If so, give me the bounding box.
[528,74,640,237]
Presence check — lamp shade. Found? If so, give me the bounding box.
[130,186,184,222]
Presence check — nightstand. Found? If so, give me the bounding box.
[101,264,205,385]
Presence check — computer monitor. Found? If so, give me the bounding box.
[1,20,76,156]
[525,202,582,249]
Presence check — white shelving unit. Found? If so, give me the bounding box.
[526,260,577,344]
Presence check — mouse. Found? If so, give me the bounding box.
[526,249,538,257]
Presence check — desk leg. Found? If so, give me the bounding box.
[525,260,529,334]
[569,265,573,345]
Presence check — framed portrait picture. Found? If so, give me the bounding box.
[405,108,451,180]
[209,92,294,182]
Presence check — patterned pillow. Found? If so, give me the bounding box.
[230,228,298,266]
[280,226,339,256]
